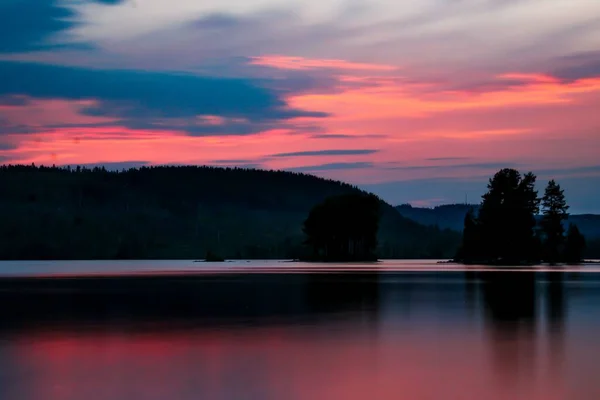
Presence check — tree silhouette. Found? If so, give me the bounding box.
[457,169,593,265]
[541,180,569,264]
[459,169,540,264]
[303,193,380,261]
[564,224,586,264]
[477,169,540,264]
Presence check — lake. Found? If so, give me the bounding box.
[0,260,599,400]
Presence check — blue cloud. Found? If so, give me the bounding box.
[0,141,16,150]
[271,149,378,157]
[0,0,128,54]
[0,61,326,135]
[552,51,600,81]
[0,0,74,53]
[0,0,121,54]
[0,117,39,135]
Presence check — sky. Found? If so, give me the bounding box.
[1,0,599,212]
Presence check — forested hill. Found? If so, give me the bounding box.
[0,165,459,260]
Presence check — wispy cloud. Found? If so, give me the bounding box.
[271,149,378,157]
[210,158,258,165]
[41,0,600,77]
[426,157,471,162]
[286,162,373,172]
[310,133,388,140]
[249,56,398,72]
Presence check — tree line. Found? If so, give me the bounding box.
[0,164,460,260]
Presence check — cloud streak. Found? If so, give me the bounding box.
[249,56,398,72]
[271,149,378,157]
[286,162,374,172]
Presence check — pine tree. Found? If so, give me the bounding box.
[541,180,569,264]
[474,169,540,264]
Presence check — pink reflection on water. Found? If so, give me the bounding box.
[1,316,593,400]
[0,259,596,279]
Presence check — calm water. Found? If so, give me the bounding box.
[1,260,600,400]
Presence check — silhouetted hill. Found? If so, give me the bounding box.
[567,215,600,240]
[0,165,460,260]
[395,204,479,231]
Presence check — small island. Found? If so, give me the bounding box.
[455,168,586,266]
[302,193,380,262]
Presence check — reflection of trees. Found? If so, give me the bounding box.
[546,271,567,378]
[0,273,381,334]
[304,272,380,323]
[464,271,478,317]
[480,271,538,385]
[480,270,567,390]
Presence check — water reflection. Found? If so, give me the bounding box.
[476,270,571,399]
[0,270,598,400]
[0,273,382,332]
[480,271,539,398]
[546,271,567,380]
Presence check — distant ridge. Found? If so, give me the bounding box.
[395,203,600,239]
[395,204,479,232]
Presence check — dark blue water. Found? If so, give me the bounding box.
[0,261,599,400]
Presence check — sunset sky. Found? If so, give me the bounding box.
[1,0,599,211]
